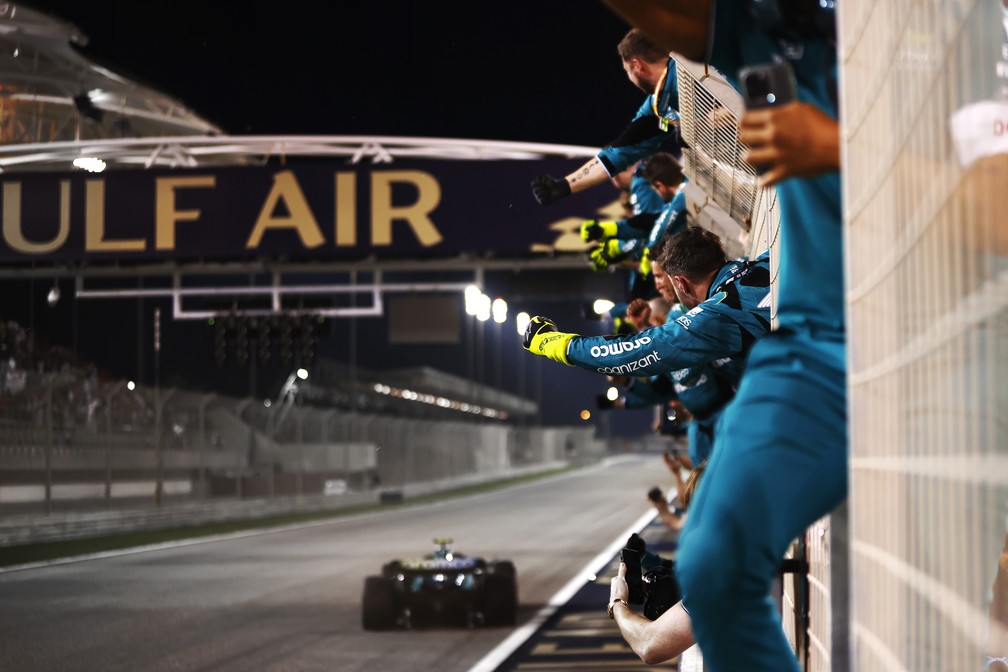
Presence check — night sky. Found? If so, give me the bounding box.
[10,2,663,438]
[32,1,643,143]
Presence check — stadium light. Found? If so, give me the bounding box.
[606,386,620,401]
[492,298,507,324]
[476,293,491,322]
[464,285,481,316]
[516,311,530,335]
[593,299,616,315]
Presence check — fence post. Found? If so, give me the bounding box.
[197,393,215,499]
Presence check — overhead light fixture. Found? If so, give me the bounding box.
[73,157,106,173]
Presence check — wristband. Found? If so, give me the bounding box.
[608,598,629,620]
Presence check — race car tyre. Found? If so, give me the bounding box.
[482,572,518,626]
[490,561,516,579]
[362,576,398,630]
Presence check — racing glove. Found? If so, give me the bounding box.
[531,174,572,206]
[580,219,618,242]
[639,246,652,277]
[522,316,575,365]
[588,239,626,271]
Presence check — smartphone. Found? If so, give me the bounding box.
[621,547,645,604]
[738,61,797,109]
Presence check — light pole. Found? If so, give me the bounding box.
[273,367,308,437]
[492,299,507,391]
[475,293,490,385]
[516,312,530,428]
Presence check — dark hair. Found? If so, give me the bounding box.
[649,229,673,263]
[643,152,684,188]
[617,28,669,64]
[656,227,728,282]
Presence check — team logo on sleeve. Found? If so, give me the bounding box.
[589,336,652,358]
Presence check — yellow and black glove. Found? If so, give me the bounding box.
[522,316,575,365]
[580,220,619,242]
[588,239,625,271]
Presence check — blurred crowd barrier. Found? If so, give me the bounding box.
[0,358,604,520]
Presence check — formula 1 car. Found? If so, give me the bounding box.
[361,538,518,630]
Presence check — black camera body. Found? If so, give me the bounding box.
[642,565,681,621]
[738,61,797,109]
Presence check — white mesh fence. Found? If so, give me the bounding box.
[674,56,783,322]
[842,1,1008,670]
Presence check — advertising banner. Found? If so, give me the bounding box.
[0,158,623,264]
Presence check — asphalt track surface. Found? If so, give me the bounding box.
[0,454,670,672]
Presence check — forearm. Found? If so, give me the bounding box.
[613,601,694,665]
[566,321,740,377]
[565,157,612,194]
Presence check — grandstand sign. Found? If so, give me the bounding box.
[0,159,616,263]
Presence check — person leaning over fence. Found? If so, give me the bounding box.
[531,28,682,207]
[523,227,770,415]
[595,2,845,670]
[581,160,665,246]
[587,152,687,277]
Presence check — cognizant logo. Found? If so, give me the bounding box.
[589,336,652,358]
[596,350,661,375]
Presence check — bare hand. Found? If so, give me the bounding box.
[739,101,840,187]
[610,561,630,604]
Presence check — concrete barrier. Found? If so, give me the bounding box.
[0,461,569,548]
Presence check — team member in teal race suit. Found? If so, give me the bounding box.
[594,2,845,670]
[531,28,682,206]
[523,227,772,460]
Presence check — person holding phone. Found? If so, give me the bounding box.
[594,2,845,671]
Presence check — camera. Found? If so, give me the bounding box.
[642,565,681,620]
[622,533,682,620]
[738,61,797,109]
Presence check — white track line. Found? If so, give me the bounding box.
[466,507,658,672]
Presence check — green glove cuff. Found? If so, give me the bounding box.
[603,239,623,257]
[530,331,575,365]
[599,221,618,238]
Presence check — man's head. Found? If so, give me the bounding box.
[648,233,677,303]
[655,227,729,310]
[618,28,670,93]
[643,152,684,203]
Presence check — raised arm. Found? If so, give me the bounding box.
[522,299,745,378]
[609,561,695,664]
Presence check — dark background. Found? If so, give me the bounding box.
[6,2,659,438]
[31,1,643,143]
